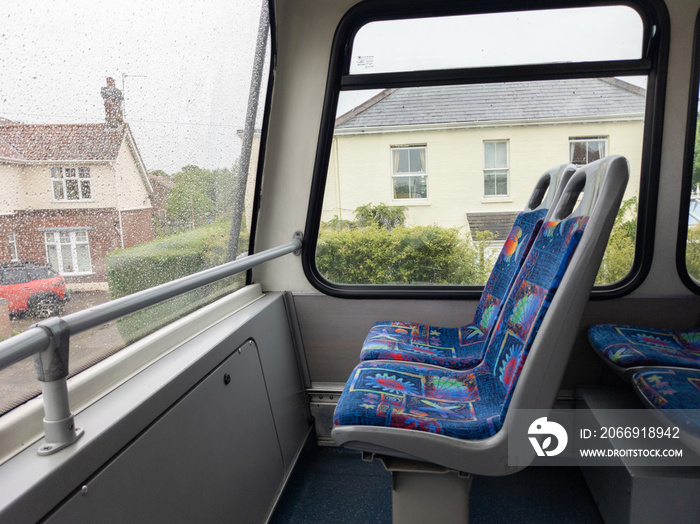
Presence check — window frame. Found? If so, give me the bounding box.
[51,166,93,202]
[677,7,700,293]
[391,145,428,201]
[303,0,669,299]
[569,136,608,166]
[8,232,18,261]
[44,229,93,276]
[483,140,509,198]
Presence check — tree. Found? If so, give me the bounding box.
[595,197,637,285]
[149,169,170,179]
[213,166,236,218]
[165,165,217,230]
[353,202,407,230]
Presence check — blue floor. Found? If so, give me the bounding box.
[270,442,603,523]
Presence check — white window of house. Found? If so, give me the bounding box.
[8,232,18,261]
[569,137,607,165]
[51,166,92,201]
[44,230,92,274]
[483,140,509,197]
[392,146,427,200]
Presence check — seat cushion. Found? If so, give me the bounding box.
[359,321,485,370]
[333,360,505,440]
[589,325,700,370]
[337,217,588,442]
[358,209,547,370]
[633,367,700,438]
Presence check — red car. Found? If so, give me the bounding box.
[0,262,69,318]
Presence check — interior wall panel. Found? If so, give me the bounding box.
[46,340,283,523]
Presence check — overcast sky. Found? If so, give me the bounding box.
[351,6,644,74]
[0,0,267,173]
[0,2,645,174]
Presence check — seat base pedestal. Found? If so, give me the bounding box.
[372,454,473,523]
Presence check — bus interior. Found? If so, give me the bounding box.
[1,0,700,522]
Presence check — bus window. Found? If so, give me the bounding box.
[308,3,658,295]
[0,0,269,415]
[681,10,700,289]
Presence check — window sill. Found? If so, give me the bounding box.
[62,272,95,277]
[481,197,512,204]
[392,200,431,206]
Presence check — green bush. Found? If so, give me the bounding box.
[106,220,248,344]
[316,225,496,285]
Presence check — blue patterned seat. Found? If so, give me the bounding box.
[632,367,700,441]
[360,164,576,370]
[588,325,700,380]
[335,216,588,439]
[333,155,629,478]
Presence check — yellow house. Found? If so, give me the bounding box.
[323,78,645,240]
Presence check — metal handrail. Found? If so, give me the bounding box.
[0,234,302,373]
[0,233,303,455]
[0,328,51,374]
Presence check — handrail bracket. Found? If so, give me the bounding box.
[32,318,84,456]
[293,231,303,256]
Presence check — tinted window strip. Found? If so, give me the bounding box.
[340,60,652,91]
[676,7,700,294]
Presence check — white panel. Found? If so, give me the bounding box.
[46,340,284,523]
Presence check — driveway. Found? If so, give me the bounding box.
[0,290,124,414]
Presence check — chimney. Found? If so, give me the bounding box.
[101,77,124,128]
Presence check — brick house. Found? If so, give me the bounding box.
[0,78,154,289]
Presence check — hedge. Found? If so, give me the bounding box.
[316,225,496,285]
[106,220,248,344]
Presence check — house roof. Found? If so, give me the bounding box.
[0,123,126,162]
[0,134,23,161]
[336,78,646,130]
[466,211,521,241]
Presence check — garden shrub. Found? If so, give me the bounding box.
[316,223,496,286]
[106,220,248,344]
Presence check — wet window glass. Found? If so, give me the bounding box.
[0,0,269,415]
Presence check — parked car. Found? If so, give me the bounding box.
[0,262,69,318]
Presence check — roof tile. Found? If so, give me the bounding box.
[0,123,125,162]
[337,78,646,129]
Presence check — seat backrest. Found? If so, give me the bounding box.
[331,157,628,477]
[473,164,576,336]
[479,157,628,424]
[503,156,629,420]
[490,216,588,419]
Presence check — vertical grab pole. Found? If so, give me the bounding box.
[31,318,84,456]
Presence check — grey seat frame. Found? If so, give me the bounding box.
[332,155,630,477]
